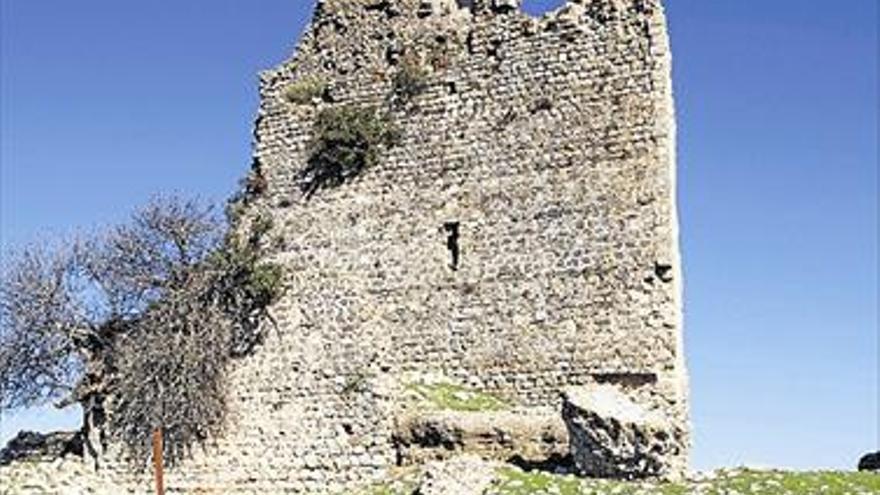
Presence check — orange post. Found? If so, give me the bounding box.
[152,427,165,495]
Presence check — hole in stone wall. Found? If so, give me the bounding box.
[521,0,567,17]
[487,38,503,61]
[443,222,461,271]
[593,373,658,389]
[654,263,674,283]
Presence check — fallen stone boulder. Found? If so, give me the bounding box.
[561,385,684,480]
[858,451,880,471]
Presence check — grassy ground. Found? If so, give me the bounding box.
[490,467,880,495]
[363,466,880,495]
[404,382,510,412]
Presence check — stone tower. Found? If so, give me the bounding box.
[2,1,686,493]
[212,0,689,491]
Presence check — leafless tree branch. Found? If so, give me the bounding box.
[0,195,283,468]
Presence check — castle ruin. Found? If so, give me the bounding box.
[1,0,688,492]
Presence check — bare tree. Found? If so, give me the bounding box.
[0,242,86,411]
[0,196,282,468]
[109,267,232,466]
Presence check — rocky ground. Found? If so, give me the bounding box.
[0,457,119,495]
[361,459,880,495]
[1,454,877,494]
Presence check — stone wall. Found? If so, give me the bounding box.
[0,1,687,493]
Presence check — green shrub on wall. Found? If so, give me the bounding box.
[299,105,400,197]
[392,56,428,105]
[283,77,326,105]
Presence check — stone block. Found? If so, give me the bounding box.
[562,385,685,480]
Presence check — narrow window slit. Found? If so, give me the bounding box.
[443,222,460,271]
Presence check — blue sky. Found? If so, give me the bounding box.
[1,0,877,472]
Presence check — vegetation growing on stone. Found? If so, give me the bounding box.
[243,168,268,198]
[392,55,429,105]
[405,382,510,412]
[283,77,326,105]
[299,105,399,197]
[246,212,274,246]
[0,196,284,469]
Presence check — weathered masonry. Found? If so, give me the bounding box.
[0,0,688,493]
[219,0,688,491]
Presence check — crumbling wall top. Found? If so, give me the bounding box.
[313,0,661,20]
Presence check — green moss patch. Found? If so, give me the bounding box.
[404,382,510,412]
